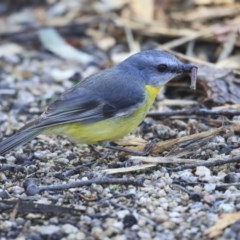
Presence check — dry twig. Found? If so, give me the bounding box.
[148,109,240,118]
[24,176,144,196]
[167,154,240,171]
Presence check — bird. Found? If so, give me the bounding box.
[0,50,197,156]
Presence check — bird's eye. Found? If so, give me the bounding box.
[157,64,168,72]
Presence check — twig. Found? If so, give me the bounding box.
[167,154,240,171]
[0,164,26,172]
[0,200,83,216]
[55,161,95,179]
[103,164,156,175]
[130,156,205,164]
[216,182,240,190]
[97,193,135,205]
[160,27,213,50]
[0,16,109,42]
[124,26,140,53]
[151,127,223,155]
[158,48,216,67]
[116,128,223,156]
[214,193,240,200]
[148,109,240,118]
[217,31,237,62]
[172,183,202,201]
[24,177,144,196]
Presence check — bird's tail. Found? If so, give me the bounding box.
[0,127,43,156]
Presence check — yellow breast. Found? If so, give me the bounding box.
[46,85,162,144]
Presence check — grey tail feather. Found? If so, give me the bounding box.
[0,128,42,155]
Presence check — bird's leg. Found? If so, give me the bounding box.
[89,145,107,157]
[101,140,157,156]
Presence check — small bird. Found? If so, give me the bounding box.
[0,50,197,155]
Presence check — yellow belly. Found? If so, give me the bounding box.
[45,85,161,144]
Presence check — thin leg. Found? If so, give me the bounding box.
[89,145,107,157]
[101,140,157,156]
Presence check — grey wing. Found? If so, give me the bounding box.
[0,69,146,155]
[34,68,146,129]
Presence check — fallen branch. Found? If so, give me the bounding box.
[167,154,240,171]
[151,127,223,155]
[130,156,205,164]
[0,200,83,216]
[24,176,144,196]
[148,109,240,118]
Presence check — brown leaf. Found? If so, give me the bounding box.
[152,127,223,155]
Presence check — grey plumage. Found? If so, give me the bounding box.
[0,50,197,155]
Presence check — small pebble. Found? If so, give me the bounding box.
[54,157,69,164]
[68,232,86,240]
[154,124,177,139]
[62,224,78,234]
[10,186,24,195]
[31,225,60,235]
[117,210,130,219]
[195,166,211,181]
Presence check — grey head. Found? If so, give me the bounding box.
[118,50,196,86]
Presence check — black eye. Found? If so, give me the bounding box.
[157,64,168,72]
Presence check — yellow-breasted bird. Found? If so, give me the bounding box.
[0,50,197,155]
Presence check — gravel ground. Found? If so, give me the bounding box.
[1,48,240,240]
[0,1,240,239]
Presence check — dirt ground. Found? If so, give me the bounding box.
[0,0,240,239]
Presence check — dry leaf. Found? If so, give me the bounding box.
[216,54,240,69]
[206,212,240,238]
[38,28,94,64]
[114,136,147,147]
[198,66,240,104]
[152,128,223,155]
